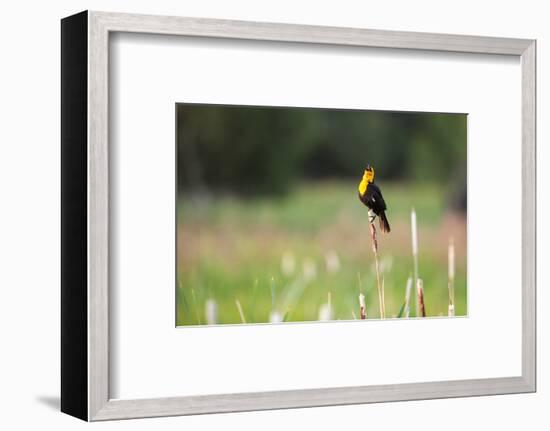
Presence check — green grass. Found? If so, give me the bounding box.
[178,182,446,231]
[176,180,467,325]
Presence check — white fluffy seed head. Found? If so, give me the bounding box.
[281,251,296,276]
[205,299,217,325]
[269,310,283,323]
[318,303,332,321]
[324,250,341,274]
[302,258,317,282]
[448,304,455,317]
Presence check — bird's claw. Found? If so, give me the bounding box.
[368,209,376,224]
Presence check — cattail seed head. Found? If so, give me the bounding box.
[281,251,296,276]
[411,208,418,257]
[302,258,317,282]
[448,238,455,282]
[318,304,332,321]
[318,292,333,321]
[448,303,455,317]
[359,293,366,319]
[416,278,426,317]
[205,299,217,325]
[269,310,283,323]
[324,250,341,274]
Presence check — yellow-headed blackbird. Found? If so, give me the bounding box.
[358,164,391,233]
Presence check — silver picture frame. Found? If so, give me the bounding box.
[61,10,536,421]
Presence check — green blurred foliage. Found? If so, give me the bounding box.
[177,104,467,197]
[176,181,467,325]
[176,105,468,325]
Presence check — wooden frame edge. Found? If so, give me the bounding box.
[60,10,537,421]
[520,39,536,393]
[91,376,534,421]
[60,10,89,422]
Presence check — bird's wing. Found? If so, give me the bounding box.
[369,183,387,210]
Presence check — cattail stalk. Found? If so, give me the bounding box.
[448,238,455,317]
[404,277,413,318]
[359,293,366,319]
[191,288,202,325]
[411,208,419,317]
[381,277,386,318]
[417,278,426,317]
[268,277,280,322]
[369,221,385,319]
[235,299,247,324]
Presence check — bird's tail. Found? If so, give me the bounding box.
[379,211,391,233]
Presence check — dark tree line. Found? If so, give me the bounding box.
[177,104,466,197]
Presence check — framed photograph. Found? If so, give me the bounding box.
[61,11,536,421]
[175,104,468,326]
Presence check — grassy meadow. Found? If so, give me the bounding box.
[176,180,467,326]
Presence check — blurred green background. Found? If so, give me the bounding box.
[176,104,467,325]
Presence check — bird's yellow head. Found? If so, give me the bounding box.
[358,165,375,196]
[363,165,375,183]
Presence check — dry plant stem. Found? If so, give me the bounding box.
[448,237,455,317]
[382,277,386,318]
[404,277,413,318]
[235,299,247,324]
[191,288,202,325]
[369,222,385,319]
[357,273,366,319]
[411,209,419,317]
[417,279,426,317]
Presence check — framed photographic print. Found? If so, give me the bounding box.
[175,104,468,325]
[61,11,536,421]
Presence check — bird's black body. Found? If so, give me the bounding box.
[359,181,391,233]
